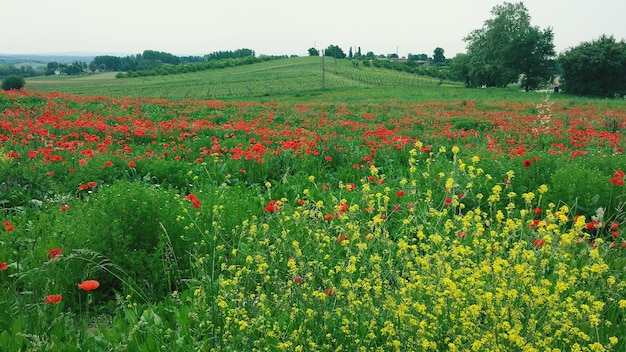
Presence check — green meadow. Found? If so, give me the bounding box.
[1,57,625,351]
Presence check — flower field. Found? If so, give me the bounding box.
[1,88,625,351]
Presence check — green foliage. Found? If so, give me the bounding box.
[433,47,445,63]
[324,45,346,59]
[463,2,556,89]
[1,75,25,90]
[62,181,187,301]
[549,159,620,215]
[559,35,626,97]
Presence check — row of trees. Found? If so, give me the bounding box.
[47,49,258,74]
[309,45,446,64]
[456,1,626,96]
[307,2,625,97]
[0,64,43,79]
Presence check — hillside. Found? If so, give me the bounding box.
[25,56,462,101]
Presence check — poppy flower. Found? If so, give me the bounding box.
[444,197,452,206]
[293,275,303,285]
[523,159,532,168]
[337,234,350,243]
[59,205,70,211]
[45,294,62,304]
[533,239,545,247]
[0,261,8,271]
[396,190,405,197]
[264,200,279,212]
[324,288,334,296]
[186,194,201,209]
[49,248,62,260]
[127,161,136,168]
[78,280,100,291]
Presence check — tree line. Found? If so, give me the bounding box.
[312,2,626,97]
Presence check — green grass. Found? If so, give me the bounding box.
[26,57,462,101]
[26,56,626,108]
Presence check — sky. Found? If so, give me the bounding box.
[4,0,626,58]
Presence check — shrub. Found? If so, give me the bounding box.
[62,181,188,301]
[1,75,25,90]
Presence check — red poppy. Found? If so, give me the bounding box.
[60,205,70,211]
[444,197,452,206]
[457,231,467,238]
[293,275,303,285]
[4,224,14,232]
[49,248,62,260]
[337,234,350,243]
[128,161,136,168]
[586,221,602,230]
[325,156,332,162]
[610,222,619,231]
[78,280,100,291]
[264,200,279,212]
[45,294,62,304]
[523,159,532,168]
[324,288,334,296]
[0,261,8,271]
[533,207,542,214]
[186,194,201,209]
[533,239,545,247]
[324,214,334,220]
[396,190,405,197]
[87,181,97,188]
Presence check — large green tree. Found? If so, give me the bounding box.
[463,2,556,90]
[559,35,626,97]
[323,45,346,59]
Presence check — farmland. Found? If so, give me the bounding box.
[26,56,461,101]
[1,60,626,351]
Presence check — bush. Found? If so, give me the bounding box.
[559,35,626,97]
[62,181,188,301]
[1,75,25,90]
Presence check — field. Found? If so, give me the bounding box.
[26,57,462,101]
[2,61,626,351]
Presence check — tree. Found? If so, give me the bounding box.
[463,2,556,90]
[559,35,626,97]
[308,47,319,56]
[2,75,25,90]
[324,45,346,59]
[433,47,445,63]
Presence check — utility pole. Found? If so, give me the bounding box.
[321,49,325,90]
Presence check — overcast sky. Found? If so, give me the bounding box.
[4,0,625,58]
